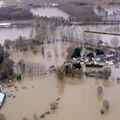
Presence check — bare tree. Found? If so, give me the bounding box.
[111,37,119,49]
[97,5,105,13]
[4,39,12,49]
[49,23,57,42]
[34,19,48,44]
[103,67,111,80]
[41,46,45,56]
[97,85,103,95]
[103,99,110,111]
[66,46,73,60]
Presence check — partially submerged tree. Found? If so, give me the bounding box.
[117,77,120,84]
[111,37,119,49]
[66,46,74,60]
[103,67,111,80]
[15,36,28,51]
[72,48,81,58]
[97,85,103,96]
[18,59,25,73]
[103,99,110,111]
[56,68,64,81]
[97,5,105,12]
[4,39,12,49]
[34,19,48,44]
[41,46,45,56]
[100,99,110,115]
[49,23,57,42]
[0,44,14,81]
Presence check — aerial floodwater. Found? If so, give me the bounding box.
[1,42,120,120]
[0,24,120,46]
[1,1,120,120]
[0,27,31,45]
[31,7,70,20]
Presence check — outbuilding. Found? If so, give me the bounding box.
[0,92,6,107]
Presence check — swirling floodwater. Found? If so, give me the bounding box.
[1,42,120,120]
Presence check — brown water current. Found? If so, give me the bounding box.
[1,42,120,120]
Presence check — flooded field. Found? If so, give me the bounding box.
[0,27,31,45]
[1,1,120,120]
[30,7,70,20]
[1,24,120,46]
[1,42,120,120]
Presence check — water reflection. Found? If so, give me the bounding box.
[97,94,103,101]
[57,77,85,94]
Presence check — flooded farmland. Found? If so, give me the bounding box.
[0,27,31,45]
[31,7,70,20]
[1,42,120,120]
[1,24,120,46]
[1,1,120,120]
[1,7,120,120]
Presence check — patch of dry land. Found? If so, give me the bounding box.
[1,42,120,120]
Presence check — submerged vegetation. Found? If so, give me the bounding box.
[97,85,103,96]
[56,68,64,81]
[0,44,14,81]
[58,2,102,22]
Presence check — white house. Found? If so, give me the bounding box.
[0,92,6,107]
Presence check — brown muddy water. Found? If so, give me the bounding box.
[1,42,120,120]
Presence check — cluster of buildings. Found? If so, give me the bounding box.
[83,52,120,66]
[64,47,120,71]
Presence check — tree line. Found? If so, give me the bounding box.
[0,7,33,20]
[58,2,102,22]
[0,44,14,81]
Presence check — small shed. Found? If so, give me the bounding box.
[0,93,6,107]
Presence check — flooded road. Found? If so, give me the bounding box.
[1,42,120,120]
